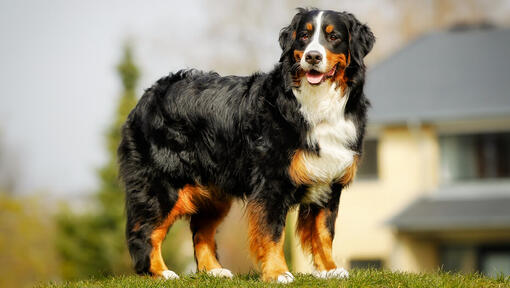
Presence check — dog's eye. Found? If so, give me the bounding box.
[300,32,309,41]
[328,34,339,41]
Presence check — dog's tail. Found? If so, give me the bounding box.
[118,120,153,274]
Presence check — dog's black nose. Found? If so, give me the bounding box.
[305,51,322,65]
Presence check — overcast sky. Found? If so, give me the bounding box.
[0,0,209,195]
[0,0,298,196]
[0,0,509,197]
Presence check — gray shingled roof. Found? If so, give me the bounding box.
[388,195,510,232]
[365,28,510,125]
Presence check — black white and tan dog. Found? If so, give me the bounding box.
[118,8,374,283]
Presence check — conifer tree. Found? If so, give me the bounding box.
[56,45,139,279]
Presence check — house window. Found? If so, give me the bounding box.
[479,246,510,278]
[441,244,510,277]
[440,245,477,273]
[357,139,378,180]
[350,259,383,269]
[440,132,510,182]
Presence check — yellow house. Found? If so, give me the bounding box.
[293,26,510,277]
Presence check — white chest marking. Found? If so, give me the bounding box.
[293,81,357,204]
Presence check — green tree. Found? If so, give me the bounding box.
[55,45,139,279]
[94,42,140,275]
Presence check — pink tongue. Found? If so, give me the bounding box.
[306,72,324,84]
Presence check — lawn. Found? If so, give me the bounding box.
[38,269,510,288]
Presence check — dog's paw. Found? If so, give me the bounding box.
[207,268,233,278]
[312,267,349,279]
[277,271,295,284]
[161,270,179,279]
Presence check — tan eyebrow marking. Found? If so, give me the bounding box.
[325,25,334,33]
[292,30,296,39]
[306,22,313,31]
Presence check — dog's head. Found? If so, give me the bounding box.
[279,8,375,89]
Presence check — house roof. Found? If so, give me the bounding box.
[388,186,510,232]
[365,27,510,125]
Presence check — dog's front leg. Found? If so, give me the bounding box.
[296,184,349,279]
[246,199,293,283]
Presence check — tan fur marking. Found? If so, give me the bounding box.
[247,203,289,281]
[293,50,304,62]
[150,226,168,275]
[292,30,296,40]
[193,199,232,271]
[325,25,334,33]
[297,209,336,271]
[296,210,313,252]
[326,51,348,70]
[306,22,313,31]
[312,211,336,270]
[149,185,211,276]
[325,50,349,93]
[292,51,305,87]
[339,155,358,186]
[289,149,314,185]
[132,221,141,232]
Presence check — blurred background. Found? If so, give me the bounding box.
[1,0,510,287]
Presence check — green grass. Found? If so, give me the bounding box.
[38,269,510,288]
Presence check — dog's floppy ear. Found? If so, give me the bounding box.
[279,8,305,62]
[342,12,375,67]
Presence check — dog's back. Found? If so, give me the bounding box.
[119,68,291,196]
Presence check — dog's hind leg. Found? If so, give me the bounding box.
[126,182,201,279]
[125,179,177,279]
[190,196,233,278]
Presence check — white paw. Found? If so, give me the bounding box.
[312,269,329,279]
[312,267,349,279]
[208,268,233,278]
[277,271,295,284]
[161,269,179,279]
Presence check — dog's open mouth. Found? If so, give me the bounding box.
[305,65,336,85]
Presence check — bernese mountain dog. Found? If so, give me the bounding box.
[118,8,374,283]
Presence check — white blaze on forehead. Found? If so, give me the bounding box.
[301,11,327,72]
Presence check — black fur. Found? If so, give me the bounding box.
[118,8,374,275]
